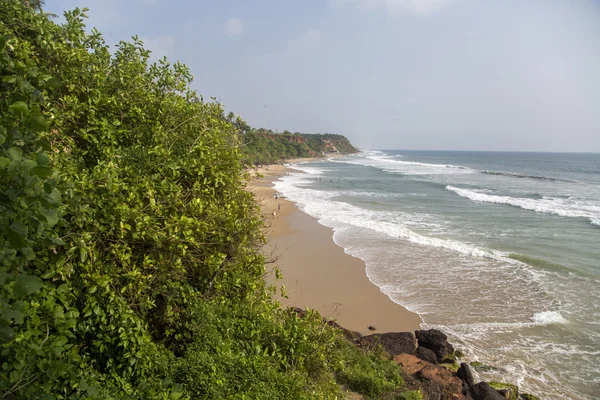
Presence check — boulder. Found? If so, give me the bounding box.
[415,329,455,363]
[468,382,504,400]
[519,394,540,400]
[290,307,307,318]
[361,332,417,357]
[415,346,438,364]
[488,382,518,400]
[456,362,474,391]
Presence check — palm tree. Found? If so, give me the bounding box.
[226,111,235,124]
[21,0,58,18]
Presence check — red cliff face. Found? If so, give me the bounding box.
[322,139,338,153]
[262,133,305,144]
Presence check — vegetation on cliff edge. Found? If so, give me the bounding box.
[0,2,396,398]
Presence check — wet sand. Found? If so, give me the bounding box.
[248,163,422,335]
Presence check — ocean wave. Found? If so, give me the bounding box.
[532,311,568,325]
[332,156,476,176]
[481,170,575,183]
[287,165,325,175]
[446,186,600,227]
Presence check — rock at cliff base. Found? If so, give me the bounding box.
[415,346,438,364]
[468,382,505,400]
[456,362,474,388]
[361,332,417,357]
[488,382,518,400]
[415,329,455,363]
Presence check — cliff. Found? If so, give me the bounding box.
[241,130,359,165]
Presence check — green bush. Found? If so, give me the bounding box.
[0,2,393,399]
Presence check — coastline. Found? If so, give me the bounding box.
[248,162,422,336]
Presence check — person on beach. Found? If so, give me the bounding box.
[272,210,277,219]
[278,201,281,212]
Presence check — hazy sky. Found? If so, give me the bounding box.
[46,0,600,152]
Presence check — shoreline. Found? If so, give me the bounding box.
[248,163,422,336]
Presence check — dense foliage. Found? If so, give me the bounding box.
[0,2,402,399]
[239,129,358,166]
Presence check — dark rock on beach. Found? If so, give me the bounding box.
[468,382,505,400]
[415,346,438,364]
[361,331,417,357]
[488,382,519,400]
[456,362,474,389]
[416,329,456,363]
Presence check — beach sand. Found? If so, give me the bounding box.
[248,163,422,336]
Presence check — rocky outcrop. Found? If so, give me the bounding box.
[415,346,438,364]
[291,308,539,400]
[456,363,474,395]
[415,329,455,363]
[361,332,417,357]
[469,382,505,400]
[488,382,518,400]
[394,354,463,400]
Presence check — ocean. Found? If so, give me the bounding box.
[274,150,600,399]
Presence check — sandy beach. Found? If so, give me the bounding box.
[248,163,422,336]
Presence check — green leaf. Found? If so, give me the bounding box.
[31,165,53,178]
[2,75,17,84]
[14,274,43,298]
[0,157,9,168]
[51,237,65,246]
[53,305,64,319]
[4,308,24,324]
[79,377,89,391]
[46,188,62,205]
[0,34,15,50]
[0,320,15,344]
[21,247,35,260]
[37,152,50,165]
[40,209,58,227]
[0,133,5,146]
[8,101,28,118]
[6,147,22,161]
[45,78,62,88]
[29,111,49,132]
[8,221,27,248]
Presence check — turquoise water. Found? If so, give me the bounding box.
[275,150,600,399]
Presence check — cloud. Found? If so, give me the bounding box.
[333,0,456,15]
[224,18,244,37]
[287,29,322,51]
[141,36,176,59]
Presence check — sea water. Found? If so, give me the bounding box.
[274,150,600,399]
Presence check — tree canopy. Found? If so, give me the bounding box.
[0,3,404,399]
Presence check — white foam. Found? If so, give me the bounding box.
[532,311,568,325]
[446,186,600,227]
[333,155,476,176]
[288,165,324,175]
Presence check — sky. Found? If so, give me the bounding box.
[45,0,600,152]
